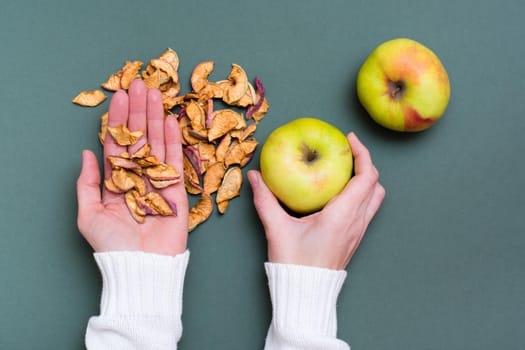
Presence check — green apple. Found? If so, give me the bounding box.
[357,38,450,132]
[260,117,353,214]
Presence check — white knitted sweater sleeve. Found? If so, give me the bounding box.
[85,250,190,350]
[264,262,350,350]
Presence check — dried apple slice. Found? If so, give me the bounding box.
[191,61,215,92]
[239,151,255,168]
[217,200,229,214]
[157,48,180,74]
[132,191,155,216]
[111,168,147,195]
[188,193,213,232]
[195,142,216,170]
[185,176,204,195]
[107,124,144,146]
[163,96,183,111]
[240,139,259,154]
[215,132,232,162]
[101,60,143,91]
[104,177,125,194]
[251,97,269,122]
[142,68,165,89]
[198,82,223,100]
[150,57,178,84]
[128,171,147,196]
[208,110,244,141]
[149,178,181,189]
[223,140,243,167]
[125,190,146,223]
[183,145,205,175]
[143,163,180,181]
[216,166,243,204]
[205,98,214,128]
[111,168,137,192]
[107,156,142,171]
[72,90,107,107]
[232,82,256,107]
[120,61,143,89]
[134,155,160,168]
[143,192,177,216]
[142,49,179,100]
[131,143,151,158]
[224,139,258,167]
[180,115,205,145]
[98,112,109,144]
[183,154,203,195]
[239,123,257,141]
[222,64,248,105]
[203,161,226,194]
[162,86,181,110]
[101,73,121,91]
[185,100,206,132]
[246,76,266,119]
[188,129,208,141]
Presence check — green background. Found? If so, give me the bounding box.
[1,0,524,348]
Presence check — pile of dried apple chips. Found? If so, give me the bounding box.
[73,48,269,231]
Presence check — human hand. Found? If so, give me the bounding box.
[248,132,385,270]
[76,80,189,256]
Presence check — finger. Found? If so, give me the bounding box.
[147,88,166,162]
[162,115,188,213]
[104,90,129,177]
[127,80,148,155]
[164,114,184,169]
[344,132,379,195]
[348,132,377,178]
[77,150,102,222]
[247,170,289,234]
[325,133,379,212]
[365,183,386,223]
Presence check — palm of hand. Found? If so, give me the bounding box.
[79,192,187,255]
[77,80,188,256]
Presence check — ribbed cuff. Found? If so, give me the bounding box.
[93,250,190,318]
[265,262,347,337]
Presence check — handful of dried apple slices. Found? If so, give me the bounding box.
[73,48,269,231]
[104,124,179,224]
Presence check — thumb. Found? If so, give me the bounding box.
[77,150,102,215]
[247,170,288,231]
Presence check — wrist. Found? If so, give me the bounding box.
[267,250,345,270]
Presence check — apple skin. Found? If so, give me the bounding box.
[357,38,450,132]
[259,117,353,214]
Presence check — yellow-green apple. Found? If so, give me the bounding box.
[259,117,353,214]
[357,38,450,132]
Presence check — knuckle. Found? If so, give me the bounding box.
[367,168,379,185]
[377,183,386,198]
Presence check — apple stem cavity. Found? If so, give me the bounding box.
[388,80,406,100]
[301,143,320,164]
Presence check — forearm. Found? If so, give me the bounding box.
[264,263,350,350]
[85,250,190,349]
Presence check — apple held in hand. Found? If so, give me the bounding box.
[260,117,353,214]
[357,38,450,132]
